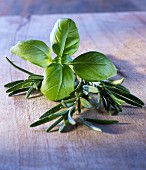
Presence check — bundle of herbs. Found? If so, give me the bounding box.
[5,18,144,133]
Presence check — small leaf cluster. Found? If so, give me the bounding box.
[5,58,43,98]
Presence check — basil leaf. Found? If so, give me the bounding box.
[71,51,117,81]
[10,40,52,68]
[50,18,80,57]
[41,63,75,101]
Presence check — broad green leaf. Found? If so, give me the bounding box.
[83,117,119,124]
[71,51,117,81]
[41,63,75,101]
[10,40,52,68]
[53,55,72,64]
[50,18,80,57]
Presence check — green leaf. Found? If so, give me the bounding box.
[4,80,24,88]
[80,97,92,109]
[105,78,125,86]
[104,83,130,94]
[83,117,119,124]
[30,109,68,127]
[77,98,81,113]
[50,18,80,57]
[107,87,144,107]
[68,107,76,125]
[39,103,63,119]
[10,40,52,68]
[28,75,43,80]
[83,85,99,93]
[8,88,29,96]
[41,63,75,101]
[59,122,66,133]
[71,51,117,81]
[79,117,102,132]
[6,81,31,93]
[46,117,64,132]
[26,86,34,98]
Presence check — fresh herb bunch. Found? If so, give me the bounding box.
[5,18,144,133]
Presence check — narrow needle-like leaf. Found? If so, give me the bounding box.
[28,75,43,80]
[79,117,102,132]
[8,88,29,96]
[109,88,144,107]
[68,107,76,125]
[83,117,119,124]
[4,80,24,88]
[6,81,31,93]
[30,110,68,127]
[26,86,34,98]
[46,117,64,132]
[39,103,64,119]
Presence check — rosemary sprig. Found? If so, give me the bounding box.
[5,58,43,98]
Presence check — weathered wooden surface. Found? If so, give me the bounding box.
[0,12,146,170]
[1,0,146,16]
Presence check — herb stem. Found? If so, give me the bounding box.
[6,57,33,75]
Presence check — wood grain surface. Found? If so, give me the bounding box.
[0,12,146,170]
[0,0,146,16]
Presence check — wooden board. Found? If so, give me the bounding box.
[1,0,146,16]
[0,12,146,170]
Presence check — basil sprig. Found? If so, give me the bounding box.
[4,18,144,133]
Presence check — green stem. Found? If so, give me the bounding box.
[6,57,33,75]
